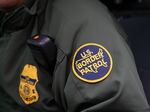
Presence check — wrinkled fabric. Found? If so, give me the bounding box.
[0,0,149,112]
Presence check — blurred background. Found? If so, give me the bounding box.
[100,0,150,104]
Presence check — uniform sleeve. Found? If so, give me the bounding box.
[64,3,149,112]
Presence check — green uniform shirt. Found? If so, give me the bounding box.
[0,0,149,112]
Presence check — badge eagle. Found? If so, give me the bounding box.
[19,64,39,105]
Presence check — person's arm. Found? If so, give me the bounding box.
[64,2,149,112]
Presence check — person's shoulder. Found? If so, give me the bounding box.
[53,0,111,23]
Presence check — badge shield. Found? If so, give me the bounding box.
[19,64,39,105]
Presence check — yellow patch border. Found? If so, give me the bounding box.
[72,43,113,83]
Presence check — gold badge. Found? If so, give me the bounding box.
[19,64,39,105]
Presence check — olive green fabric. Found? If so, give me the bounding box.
[0,0,149,112]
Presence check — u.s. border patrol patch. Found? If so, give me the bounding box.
[72,43,113,83]
[19,64,39,105]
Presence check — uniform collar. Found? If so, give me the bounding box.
[0,0,38,36]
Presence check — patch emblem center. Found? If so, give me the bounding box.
[72,43,113,83]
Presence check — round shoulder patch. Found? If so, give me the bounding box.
[72,43,113,83]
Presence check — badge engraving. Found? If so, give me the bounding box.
[19,64,39,104]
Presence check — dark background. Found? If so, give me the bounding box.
[100,0,150,104]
